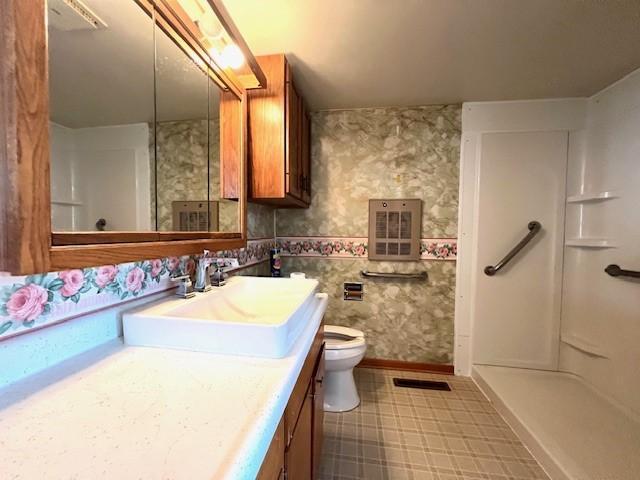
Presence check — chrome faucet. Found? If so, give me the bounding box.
[208,257,239,287]
[210,258,227,287]
[170,274,195,299]
[195,250,213,292]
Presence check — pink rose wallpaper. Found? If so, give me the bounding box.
[276,237,456,260]
[95,266,118,289]
[58,270,85,298]
[125,267,146,293]
[150,259,164,279]
[5,284,49,323]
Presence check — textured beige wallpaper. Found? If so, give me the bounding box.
[278,105,461,364]
[277,105,460,237]
[151,118,239,232]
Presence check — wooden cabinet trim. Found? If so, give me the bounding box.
[285,78,303,200]
[300,101,311,204]
[49,238,246,270]
[0,0,51,274]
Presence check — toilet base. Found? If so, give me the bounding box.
[324,369,360,412]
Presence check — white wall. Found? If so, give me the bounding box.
[560,69,640,417]
[50,123,81,230]
[49,123,151,231]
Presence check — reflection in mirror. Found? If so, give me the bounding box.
[48,0,154,232]
[209,79,240,232]
[153,21,210,232]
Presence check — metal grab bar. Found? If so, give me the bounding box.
[361,270,428,280]
[484,221,542,276]
[605,264,640,279]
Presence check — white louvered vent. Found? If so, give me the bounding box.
[47,0,108,31]
[172,201,219,231]
[368,199,421,261]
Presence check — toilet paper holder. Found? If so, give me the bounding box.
[343,282,364,301]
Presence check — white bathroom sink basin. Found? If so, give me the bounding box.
[123,276,320,358]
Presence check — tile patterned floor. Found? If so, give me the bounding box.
[319,368,549,480]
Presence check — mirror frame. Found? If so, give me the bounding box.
[0,0,264,274]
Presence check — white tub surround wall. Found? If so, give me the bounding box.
[0,294,328,480]
[49,122,152,231]
[455,99,586,375]
[560,69,640,418]
[458,71,640,480]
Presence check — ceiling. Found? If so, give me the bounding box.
[223,0,640,110]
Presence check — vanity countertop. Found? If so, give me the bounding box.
[0,294,328,480]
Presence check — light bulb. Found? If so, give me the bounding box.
[219,44,245,69]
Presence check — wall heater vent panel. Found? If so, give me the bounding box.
[368,199,421,261]
[172,201,219,232]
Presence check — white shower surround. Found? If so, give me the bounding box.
[456,68,640,479]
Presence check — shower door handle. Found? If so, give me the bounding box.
[484,221,542,276]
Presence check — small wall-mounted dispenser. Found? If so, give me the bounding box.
[343,282,364,301]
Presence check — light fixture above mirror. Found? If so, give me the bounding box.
[161,0,266,89]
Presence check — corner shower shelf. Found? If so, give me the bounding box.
[565,238,616,248]
[566,191,619,203]
[561,334,609,358]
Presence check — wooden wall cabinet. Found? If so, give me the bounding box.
[248,54,312,208]
[257,325,325,480]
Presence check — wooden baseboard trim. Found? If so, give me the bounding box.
[358,358,454,375]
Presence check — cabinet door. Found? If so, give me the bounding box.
[300,102,311,204]
[312,347,325,478]
[286,78,302,200]
[286,386,313,480]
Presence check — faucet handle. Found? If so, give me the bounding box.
[210,259,228,287]
[170,274,190,282]
[170,274,195,299]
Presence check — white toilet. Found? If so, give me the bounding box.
[323,325,367,412]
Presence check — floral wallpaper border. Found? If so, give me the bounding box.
[0,238,275,341]
[277,237,457,261]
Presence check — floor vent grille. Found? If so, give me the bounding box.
[393,378,451,391]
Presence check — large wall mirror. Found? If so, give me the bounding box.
[47,0,240,236]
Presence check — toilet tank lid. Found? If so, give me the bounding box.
[324,325,364,338]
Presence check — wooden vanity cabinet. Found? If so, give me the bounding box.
[257,418,285,480]
[286,385,313,480]
[312,348,325,477]
[247,54,311,208]
[257,324,325,480]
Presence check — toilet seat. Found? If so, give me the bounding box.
[324,325,365,350]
